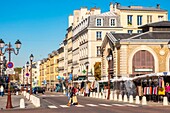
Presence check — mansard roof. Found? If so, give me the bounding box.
[96,11,117,16]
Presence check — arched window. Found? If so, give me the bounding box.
[132,50,154,74]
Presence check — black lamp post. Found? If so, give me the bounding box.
[22,66,25,91]
[26,61,29,92]
[29,54,34,95]
[106,54,112,100]
[71,66,74,81]
[85,62,89,81]
[0,39,21,109]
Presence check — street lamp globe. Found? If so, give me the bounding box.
[15,39,22,49]
[0,39,5,49]
[26,61,29,68]
[30,54,34,61]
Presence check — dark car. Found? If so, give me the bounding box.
[33,86,44,94]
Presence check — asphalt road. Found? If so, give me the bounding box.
[1,92,170,113]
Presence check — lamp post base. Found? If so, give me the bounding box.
[6,93,12,109]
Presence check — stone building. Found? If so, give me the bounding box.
[101,21,170,80]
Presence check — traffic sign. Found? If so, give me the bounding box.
[7,62,14,68]
[26,73,29,77]
[6,68,15,74]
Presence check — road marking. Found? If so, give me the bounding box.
[86,104,98,107]
[99,104,112,107]
[60,105,70,108]
[112,104,125,106]
[75,105,85,107]
[48,105,58,108]
[124,104,138,107]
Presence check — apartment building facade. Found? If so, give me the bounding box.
[110,3,168,33]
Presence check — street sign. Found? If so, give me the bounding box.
[26,73,29,77]
[6,68,15,74]
[7,62,14,68]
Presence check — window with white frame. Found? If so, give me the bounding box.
[127,15,133,25]
[158,16,164,21]
[110,18,115,26]
[137,15,142,25]
[147,15,152,23]
[96,31,102,40]
[137,30,142,33]
[128,30,133,34]
[96,18,103,26]
[97,46,101,56]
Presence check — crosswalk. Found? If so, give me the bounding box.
[42,94,64,97]
[48,103,139,109]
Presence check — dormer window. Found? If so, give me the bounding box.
[96,18,103,26]
[110,18,116,26]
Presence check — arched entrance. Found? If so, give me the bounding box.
[132,50,154,74]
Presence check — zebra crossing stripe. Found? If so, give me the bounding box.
[76,105,85,107]
[48,105,58,108]
[112,104,124,106]
[86,104,98,107]
[124,104,138,107]
[99,104,112,107]
[60,105,70,108]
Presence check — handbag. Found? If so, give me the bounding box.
[72,96,78,104]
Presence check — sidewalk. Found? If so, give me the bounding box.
[0,93,35,110]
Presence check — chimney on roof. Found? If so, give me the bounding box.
[117,3,120,7]
[110,2,113,11]
[156,4,160,9]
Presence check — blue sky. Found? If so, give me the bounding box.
[0,0,169,67]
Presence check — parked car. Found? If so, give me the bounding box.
[33,86,44,94]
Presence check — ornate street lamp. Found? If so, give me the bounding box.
[106,54,112,100]
[0,39,21,109]
[29,54,34,95]
[26,61,29,92]
[85,61,89,81]
[22,66,25,91]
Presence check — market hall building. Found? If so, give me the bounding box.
[101,21,170,80]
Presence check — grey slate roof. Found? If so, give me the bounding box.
[130,32,170,39]
[139,21,170,28]
[117,6,167,11]
[111,33,138,40]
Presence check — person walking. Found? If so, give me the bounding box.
[165,82,170,102]
[0,85,4,97]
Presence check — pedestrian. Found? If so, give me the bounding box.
[85,82,90,97]
[165,82,170,102]
[0,85,4,97]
